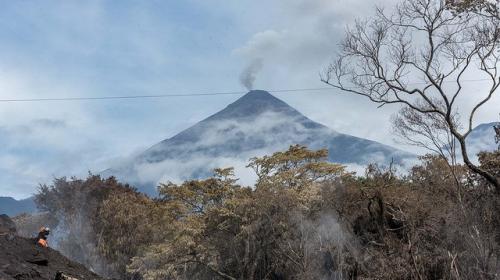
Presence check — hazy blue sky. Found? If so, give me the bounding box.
[0,0,498,198]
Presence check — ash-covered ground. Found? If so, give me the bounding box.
[0,215,104,280]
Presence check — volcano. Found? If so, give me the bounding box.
[106,90,415,194]
[466,122,500,155]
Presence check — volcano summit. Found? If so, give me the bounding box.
[106,90,414,193]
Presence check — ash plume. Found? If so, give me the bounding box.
[240,59,263,90]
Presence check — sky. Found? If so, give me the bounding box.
[0,0,499,199]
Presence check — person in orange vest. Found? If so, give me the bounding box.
[36,227,50,247]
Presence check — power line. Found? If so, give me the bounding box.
[0,78,494,103]
[0,88,334,103]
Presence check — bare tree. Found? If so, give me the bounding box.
[392,104,459,164]
[392,105,465,191]
[321,0,500,191]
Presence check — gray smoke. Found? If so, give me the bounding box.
[240,59,263,90]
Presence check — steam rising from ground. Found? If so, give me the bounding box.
[239,58,263,90]
[13,208,113,276]
[289,211,358,279]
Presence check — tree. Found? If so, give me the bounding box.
[392,106,464,191]
[127,146,350,280]
[248,145,346,192]
[128,168,246,280]
[29,146,500,279]
[35,175,143,277]
[392,106,459,163]
[96,189,166,277]
[322,0,500,190]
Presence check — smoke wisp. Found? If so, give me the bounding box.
[240,58,263,90]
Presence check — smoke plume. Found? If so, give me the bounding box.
[240,59,263,90]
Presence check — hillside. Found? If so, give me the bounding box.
[0,196,36,216]
[0,235,105,280]
[0,214,104,280]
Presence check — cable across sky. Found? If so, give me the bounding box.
[0,78,494,103]
[0,87,335,103]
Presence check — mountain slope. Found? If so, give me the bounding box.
[467,122,499,156]
[108,90,414,193]
[0,196,36,216]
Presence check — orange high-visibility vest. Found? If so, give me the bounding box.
[37,239,48,247]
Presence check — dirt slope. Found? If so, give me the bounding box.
[0,234,105,280]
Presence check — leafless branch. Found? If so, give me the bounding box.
[323,0,500,191]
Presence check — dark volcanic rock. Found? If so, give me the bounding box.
[0,235,104,280]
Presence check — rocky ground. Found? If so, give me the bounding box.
[0,215,104,280]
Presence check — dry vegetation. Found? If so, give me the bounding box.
[29,143,500,280]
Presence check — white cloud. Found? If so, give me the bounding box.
[109,107,414,195]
